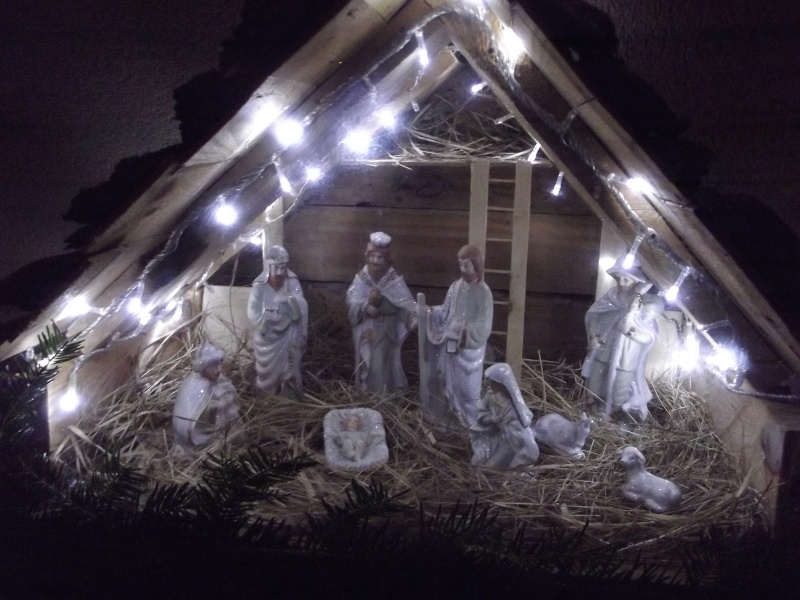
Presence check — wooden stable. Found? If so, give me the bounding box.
[2,0,800,530]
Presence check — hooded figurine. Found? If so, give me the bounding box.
[173,341,239,445]
[469,363,539,469]
[582,254,651,412]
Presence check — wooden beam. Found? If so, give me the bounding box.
[507,161,532,379]
[468,158,490,258]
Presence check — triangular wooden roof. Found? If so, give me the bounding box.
[2,0,798,382]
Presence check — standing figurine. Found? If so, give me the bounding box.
[173,341,240,446]
[420,245,493,430]
[619,446,682,513]
[581,255,650,412]
[606,294,664,421]
[248,245,308,395]
[470,363,539,468]
[346,232,417,394]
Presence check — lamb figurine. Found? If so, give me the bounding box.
[532,412,593,459]
[619,446,682,513]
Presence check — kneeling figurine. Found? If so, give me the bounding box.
[619,446,682,513]
[324,408,389,470]
[470,363,539,469]
[173,341,240,446]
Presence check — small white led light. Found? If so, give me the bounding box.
[626,177,655,196]
[305,166,323,182]
[664,267,691,303]
[248,231,263,245]
[342,128,372,154]
[550,171,564,196]
[214,203,238,226]
[279,174,293,194]
[706,346,739,372]
[677,328,701,372]
[415,30,429,67]
[470,82,486,95]
[598,255,616,272]
[59,389,81,413]
[377,109,396,129]
[621,233,645,269]
[273,119,304,147]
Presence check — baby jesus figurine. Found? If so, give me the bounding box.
[323,408,389,469]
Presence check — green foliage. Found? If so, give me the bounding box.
[0,323,83,451]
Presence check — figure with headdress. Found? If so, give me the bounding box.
[607,293,664,421]
[346,232,417,393]
[173,341,239,445]
[470,363,539,468]
[581,255,651,413]
[420,245,493,430]
[248,245,308,395]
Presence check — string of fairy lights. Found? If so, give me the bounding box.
[42,0,796,415]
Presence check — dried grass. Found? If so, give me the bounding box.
[52,311,766,560]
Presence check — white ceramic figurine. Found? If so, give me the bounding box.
[173,341,240,446]
[248,245,308,396]
[470,363,539,469]
[619,446,682,513]
[323,407,389,470]
[581,255,650,413]
[346,232,417,394]
[533,412,593,459]
[419,244,493,430]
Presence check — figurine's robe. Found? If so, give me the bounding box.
[346,266,416,393]
[173,373,238,445]
[248,270,308,394]
[607,314,658,415]
[581,286,634,404]
[471,389,539,468]
[422,278,493,428]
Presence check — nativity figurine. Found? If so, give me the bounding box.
[607,293,664,421]
[533,412,593,459]
[419,244,493,430]
[581,255,651,414]
[173,341,240,446]
[248,244,308,396]
[469,363,539,469]
[619,446,682,513]
[323,407,389,470]
[346,232,417,394]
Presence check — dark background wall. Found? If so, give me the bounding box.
[0,0,798,322]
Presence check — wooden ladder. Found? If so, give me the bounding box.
[468,158,532,380]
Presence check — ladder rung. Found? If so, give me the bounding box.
[493,300,510,306]
[487,206,513,212]
[486,237,512,243]
[491,331,508,336]
[485,268,511,275]
[488,178,515,183]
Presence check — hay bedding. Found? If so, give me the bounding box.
[53,312,765,560]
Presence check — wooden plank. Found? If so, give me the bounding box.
[283,205,598,295]
[507,161,532,379]
[508,5,800,371]
[469,158,490,259]
[304,161,591,215]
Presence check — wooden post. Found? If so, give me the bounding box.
[263,195,286,263]
[469,158,490,258]
[506,161,531,380]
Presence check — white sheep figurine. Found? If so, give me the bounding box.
[619,446,682,513]
[532,412,593,459]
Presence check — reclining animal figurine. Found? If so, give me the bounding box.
[619,446,682,513]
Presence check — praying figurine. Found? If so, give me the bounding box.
[248,245,308,396]
[419,245,493,430]
[581,255,651,413]
[346,232,417,394]
[173,341,240,446]
[470,363,539,469]
[323,408,389,470]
